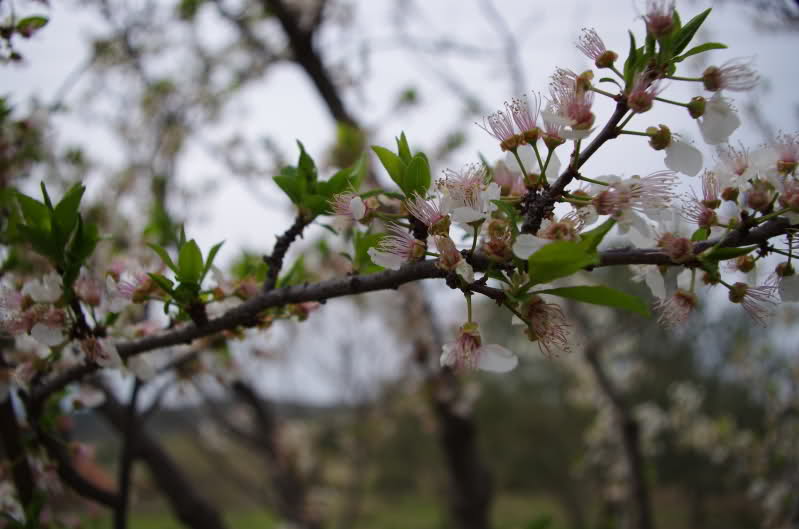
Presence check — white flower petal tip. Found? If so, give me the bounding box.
[512,234,548,259]
[350,197,366,220]
[477,344,518,373]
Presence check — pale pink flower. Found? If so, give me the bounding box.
[438,165,500,224]
[21,272,62,304]
[330,191,366,221]
[434,236,473,282]
[627,72,664,114]
[703,58,759,92]
[367,224,425,270]
[593,171,678,216]
[405,194,448,231]
[716,142,754,187]
[576,28,616,67]
[492,160,526,197]
[509,93,541,137]
[81,337,122,368]
[440,322,518,373]
[477,109,520,151]
[0,287,29,336]
[664,135,703,177]
[656,289,698,327]
[682,171,720,228]
[516,295,571,356]
[544,68,595,139]
[774,132,799,175]
[642,0,676,37]
[728,282,778,326]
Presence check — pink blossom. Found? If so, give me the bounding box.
[544,69,595,139]
[509,93,541,138]
[703,58,759,92]
[774,132,799,175]
[593,171,678,216]
[576,28,616,67]
[367,224,425,270]
[405,194,448,233]
[727,282,778,326]
[627,72,664,114]
[330,191,366,221]
[656,289,698,327]
[81,337,123,368]
[440,322,517,373]
[643,0,676,38]
[477,109,521,151]
[518,295,571,356]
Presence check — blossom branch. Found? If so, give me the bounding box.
[263,214,311,291]
[28,216,794,409]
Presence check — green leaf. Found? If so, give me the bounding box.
[178,239,204,283]
[491,199,520,235]
[673,8,712,56]
[67,218,99,266]
[296,141,318,187]
[673,42,727,62]
[53,183,85,245]
[302,194,331,217]
[16,224,57,261]
[396,132,412,163]
[598,77,623,89]
[148,243,178,273]
[148,273,175,295]
[623,30,638,89]
[317,153,366,200]
[372,145,406,190]
[16,192,50,229]
[273,166,306,205]
[535,285,650,316]
[691,227,709,241]
[701,244,758,262]
[403,153,431,197]
[579,218,616,254]
[527,241,598,285]
[354,230,385,274]
[16,16,48,38]
[201,241,225,283]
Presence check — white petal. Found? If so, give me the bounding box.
[779,276,799,303]
[96,339,122,368]
[128,355,156,381]
[30,323,64,347]
[665,139,703,177]
[367,248,404,270]
[644,267,666,300]
[513,234,548,259]
[440,344,457,368]
[350,197,366,220]
[455,260,474,283]
[511,315,525,326]
[699,95,741,145]
[451,207,486,224]
[545,152,561,181]
[477,344,518,373]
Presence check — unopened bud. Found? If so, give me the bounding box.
[776,262,796,278]
[721,186,740,203]
[735,255,755,273]
[596,50,618,69]
[688,97,706,119]
[647,125,672,151]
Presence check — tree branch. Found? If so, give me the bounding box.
[28,216,794,410]
[263,214,311,291]
[0,395,36,508]
[114,380,141,529]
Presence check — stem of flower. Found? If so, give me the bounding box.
[654,96,690,108]
[667,75,702,82]
[616,111,635,130]
[617,130,651,137]
[465,293,473,323]
[576,175,609,186]
[540,149,554,185]
[531,143,545,176]
[610,65,625,80]
[503,300,527,325]
[590,86,618,99]
[512,149,531,186]
[569,140,582,171]
[755,208,791,225]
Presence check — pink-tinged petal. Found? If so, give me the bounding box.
[451,206,486,224]
[350,196,366,220]
[477,344,518,373]
[699,94,741,145]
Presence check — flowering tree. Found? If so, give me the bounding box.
[1,0,799,528]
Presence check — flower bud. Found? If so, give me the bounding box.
[776,261,795,278]
[647,125,672,151]
[596,50,618,69]
[688,97,706,119]
[735,255,755,273]
[728,282,749,304]
[721,186,740,203]
[702,66,723,92]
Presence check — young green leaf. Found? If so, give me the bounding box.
[701,244,758,262]
[674,42,727,63]
[16,192,50,229]
[201,241,225,283]
[16,15,48,38]
[296,141,318,186]
[527,241,598,285]
[579,218,616,254]
[148,243,178,273]
[396,132,412,163]
[178,239,204,283]
[535,285,650,316]
[403,153,431,197]
[672,8,712,56]
[372,145,406,190]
